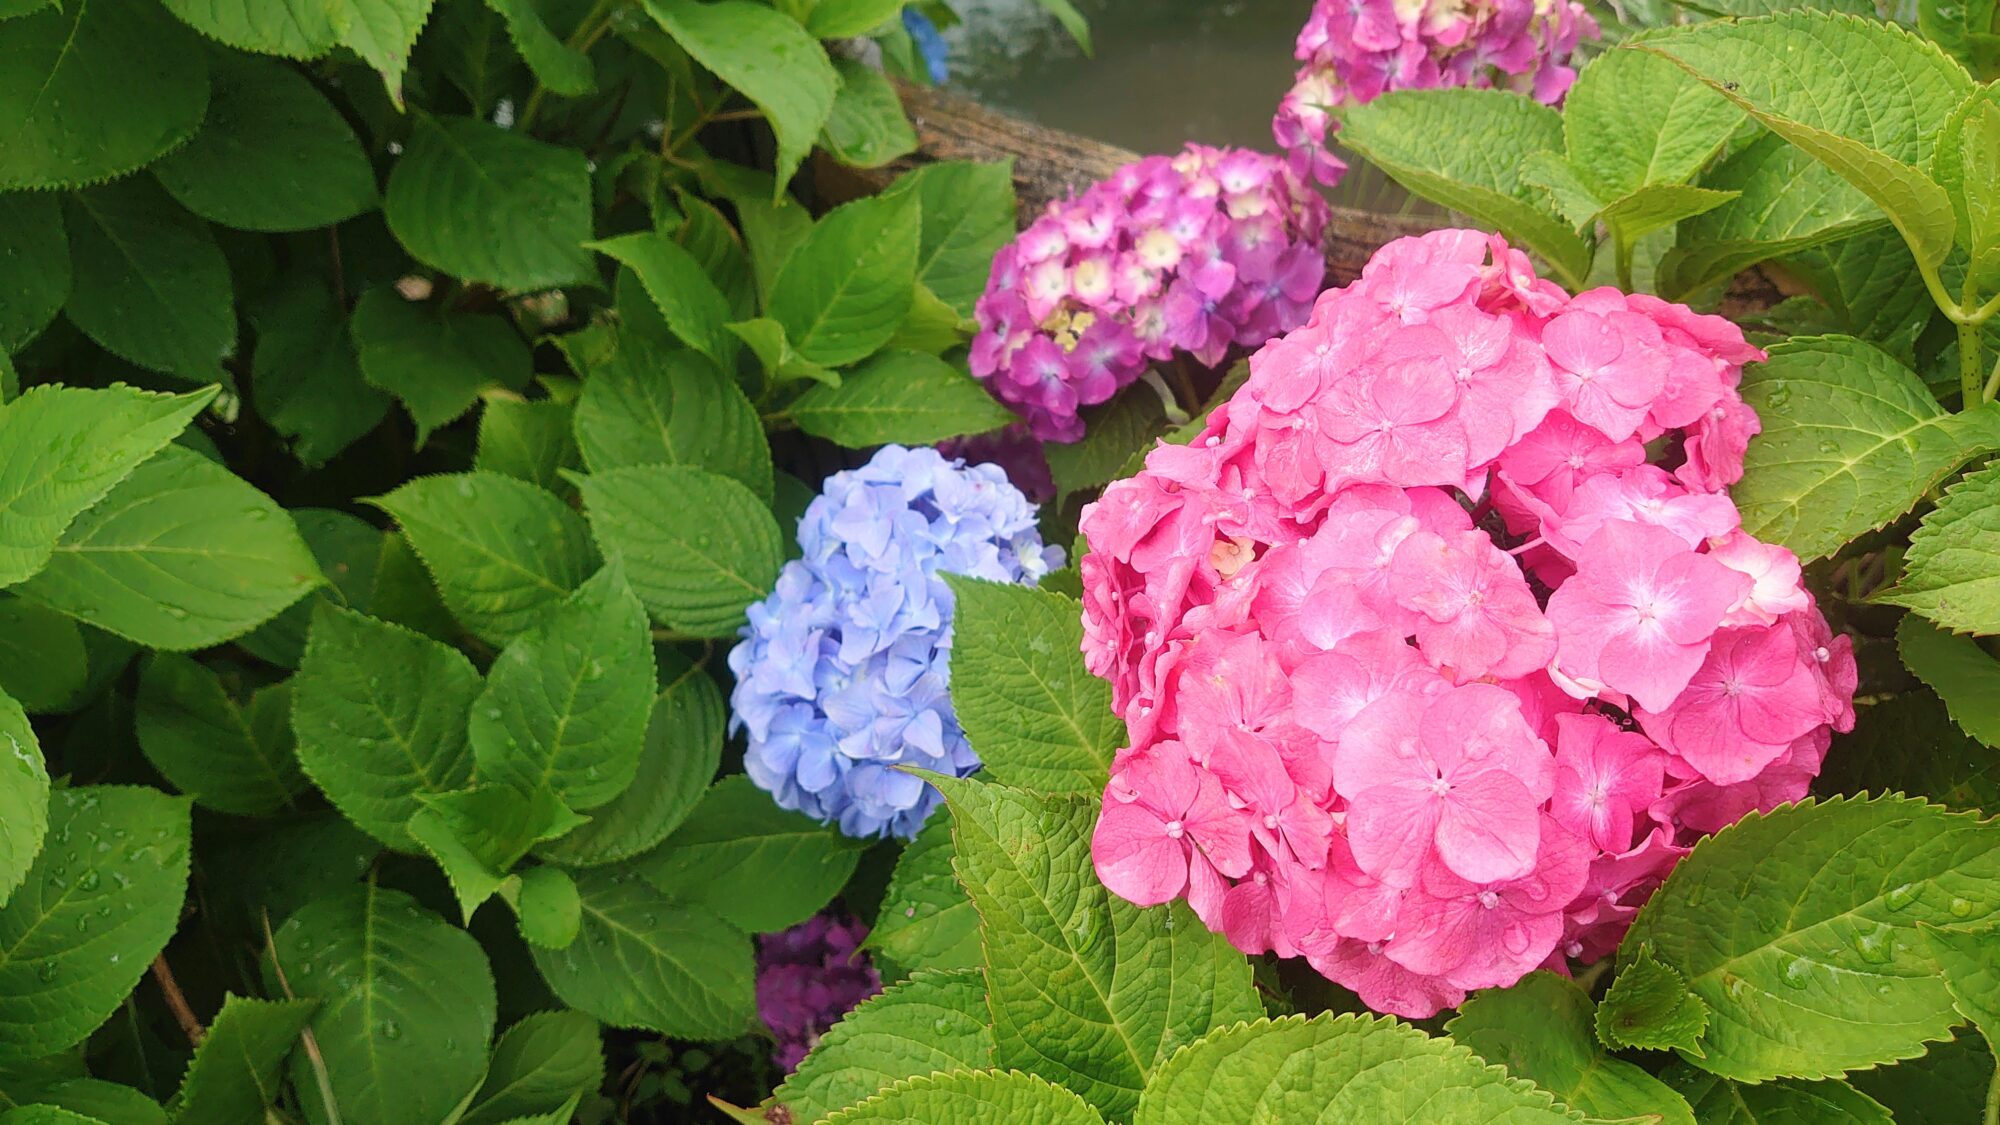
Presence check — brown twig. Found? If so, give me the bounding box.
[150,954,206,1046]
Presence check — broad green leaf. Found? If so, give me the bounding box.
[0,690,47,905]
[0,193,67,351]
[408,785,585,919]
[1781,228,1936,359]
[788,349,1014,447]
[1131,1013,1583,1125]
[351,288,534,441]
[371,472,598,645]
[572,329,771,501]
[944,578,1117,794]
[1621,794,2000,1081]
[238,508,382,670]
[805,0,905,37]
[1919,921,2000,1054]
[1897,616,2000,746]
[158,0,340,57]
[635,775,862,933]
[292,604,481,851]
[1449,973,1695,1125]
[821,59,917,169]
[528,867,754,1039]
[0,600,87,714]
[368,532,460,642]
[1663,135,1885,299]
[269,884,496,1125]
[1596,945,1710,1054]
[333,0,439,107]
[706,166,813,302]
[726,316,839,388]
[1732,336,2000,560]
[170,995,317,1125]
[535,651,724,867]
[1598,184,1741,243]
[460,1010,604,1125]
[576,465,783,638]
[864,814,980,976]
[477,399,580,493]
[470,565,653,809]
[25,1080,162,1124]
[777,969,995,1124]
[824,1071,1105,1125]
[0,1,209,190]
[384,114,594,291]
[678,192,756,318]
[250,278,390,466]
[1048,381,1171,499]
[135,655,304,816]
[485,0,593,95]
[1819,692,2000,811]
[1339,89,1590,288]
[587,230,738,368]
[766,191,921,368]
[63,179,235,384]
[934,778,1261,1117]
[508,864,581,948]
[425,0,524,113]
[1665,1068,1891,1124]
[643,0,838,192]
[0,787,190,1060]
[885,281,974,356]
[1562,49,1743,197]
[14,447,323,650]
[152,53,376,232]
[1878,462,2000,634]
[880,161,1018,318]
[1849,1028,1996,1125]
[206,816,378,934]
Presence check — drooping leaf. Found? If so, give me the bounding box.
[63,179,235,384]
[0,690,47,906]
[777,969,995,1124]
[635,775,863,933]
[820,58,917,169]
[0,193,68,352]
[135,655,305,816]
[1897,616,2000,746]
[250,277,390,466]
[460,1010,604,1125]
[476,399,581,493]
[788,349,1014,447]
[1596,944,1711,1055]
[587,231,738,368]
[350,288,534,442]
[572,329,771,501]
[824,1070,1105,1125]
[1665,1067,1891,1124]
[864,814,981,976]
[1878,462,2000,634]
[484,0,593,96]
[169,995,317,1125]
[880,161,1017,318]
[765,191,922,368]
[576,464,783,638]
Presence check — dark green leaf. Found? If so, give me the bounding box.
[169,995,317,1125]
[63,179,234,384]
[635,775,862,933]
[351,289,534,442]
[250,278,389,466]
[1817,692,2000,811]
[587,230,738,368]
[485,0,593,95]
[460,1010,604,1125]
[1897,616,2000,747]
[135,655,304,816]
[0,192,68,352]
[477,399,581,493]
[1665,1067,1890,1124]
[0,599,87,714]
[572,329,770,501]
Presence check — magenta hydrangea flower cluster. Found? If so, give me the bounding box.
[1078,229,1857,1018]
[1274,0,1597,187]
[755,912,881,1072]
[970,144,1333,443]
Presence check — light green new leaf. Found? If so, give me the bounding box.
[370,472,598,645]
[864,814,980,976]
[0,598,88,714]
[636,775,863,933]
[351,288,534,442]
[0,192,68,352]
[1931,88,2000,271]
[1620,794,2000,1081]
[1596,945,1710,1055]
[408,785,585,919]
[508,865,582,949]
[643,0,838,192]
[777,969,995,1124]
[460,1010,604,1125]
[0,690,47,906]
[292,604,481,851]
[788,349,1015,447]
[881,161,1017,318]
[885,281,974,356]
[268,884,495,1125]
[528,867,754,1039]
[1878,462,2000,634]
[0,0,209,190]
[1850,1029,1996,1125]
[331,0,438,108]
[1562,49,1743,198]
[384,114,595,291]
[0,787,189,1061]
[477,399,580,493]
[825,1071,1104,1125]
[14,447,323,650]
[572,329,771,501]
[1666,1067,1891,1124]
[170,995,317,1125]
[766,191,921,368]
[136,655,305,817]
[821,59,917,169]
[251,278,390,466]
[485,0,593,95]
[577,464,783,638]
[726,316,839,388]
[805,0,905,37]
[63,179,235,384]
[1919,921,2000,1055]
[1449,973,1695,1125]
[1896,616,2000,746]
[588,231,738,368]
[935,778,1261,1118]
[1598,184,1742,243]
[1732,336,2000,560]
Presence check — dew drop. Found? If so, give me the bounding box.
[1854,926,1894,964]
[1950,898,1975,918]
[1781,956,1812,990]
[1885,883,1917,911]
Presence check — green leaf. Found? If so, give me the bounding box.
[534,650,724,867]
[885,281,974,356]
[643,0,838,192]
[0,0,209,190]
[1663,134,1885,299]
[1732,336,2000,560]
[766,190,921,368]
[528,866,754,1039]
[135,655,304,816]
[384,114,594,292]
[169,994,317,1125]
[821,58,917,169]
[1820,692,2000,811]
[881,161,1017,318]
[14,446,323,650]
[1,1107,112,1124]
[825,1070,1105,1125]
[460,1010,604,1125]
[635,775,862,933]
[804,0,905,37]
[371,472,598,645]
[1596,945,1710,1055]
[408,785,585,919]
[477,399,580,493]
[268,883,496,1125]
[1665,1067,1891,1124]
[1897,616,2000,746]
[1781,227,1937,358]
[485,0,592,95]
[63,179,235,384]
[1919,921,2000,1056]
[726,316,838,388]
[777,969,995,1124]
[152,53,376,232]
[351,288,534,442]
[368,531,459,642]
[1620,794,2000,1081]
[292,604,481,851]
[572,329,771,501]
[250,277,389,466]
[425,0,521,113]
[0,787,190,1061]
[508,865,582,949]
[332,0,439,107]
[1449,973,1695,1125]
[238,508,382,670]
[1597,184,1742,243]
[788,349,1014,447]
[1562,49,1743,197]
[0,689,47,905]
[1132,1013,1584,1124]
[28,1080,162,1125]
[0,599,87,714]
[576,464,783,638]
[864,814,980,976]
[934,778,1261,1118]
[1339,89,1590,289]
[1878,462,2000,634]
[0,192,68,352]
[1849,1028,1996,1125]
[1047,381,1171,499]
[588,230,738,368]
[158,0,341,57]
[943,578,1118,794]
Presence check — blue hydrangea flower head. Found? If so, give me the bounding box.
[901,7,951,85]
[729,445,1063,839]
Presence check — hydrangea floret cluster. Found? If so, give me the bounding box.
[970,144,1332,442]
[1274,0,1596,186]
[731,445,1063,839]
[755,912,882,1072]
[1079,229,1856,1018]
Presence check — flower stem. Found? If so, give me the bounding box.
[1961,320,1986,407]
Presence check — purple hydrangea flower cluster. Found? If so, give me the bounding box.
[969,144,1332,443]
[1274,0,1597,187]
[755,912,881,1072]
[729,445,1063,839]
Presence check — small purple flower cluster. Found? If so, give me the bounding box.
[970,144,1331,443]
[755,912,881,1072]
